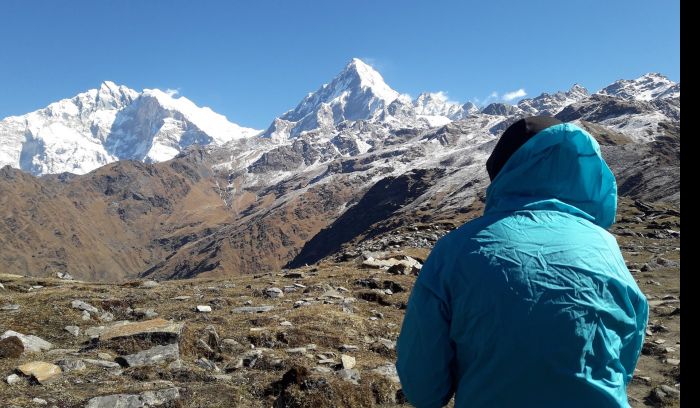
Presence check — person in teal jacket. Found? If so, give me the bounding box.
[396,117,648,407]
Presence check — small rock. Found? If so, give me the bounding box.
[132,308,159,319]
[197,338,215,357]
[196,357,219,371]
[204,325,221,351]
[171,295,191,300]
[372,363,400,383]
[98,352,114,360]
[82,310,91,321]
[341,354,356,369]
[85,394,141,408]
[371,310,385,319]
[56,272,74,280]
[32,397,48,405]
[287,347,307,354]
[83,358,121,369]
[660,384,680,398]
[85,325,107,338]
[1,331,53,353]
[85,387,180,408]
[265,287,284,298]
[57,359,86,372]
[634,376,652,385]
[196,305,212,313]
[6,373,21,385]
[116,343,180,368]
[283,272,304,279]
[0,304,20,311]
[294,300,311,308]
[16,361,62,384]
[140,280,159,289]
[140,387,181,406]
[99,312,115,322]
[340,344,359,352]
[242,350,263,368]
[71,300,99,314]
[314,366,333,373]
[64,325,80,337]
[280,321,293,326]
[649,323,669,333]
[221,338,242,353]
[337,368,361,384]
[662,295,678,300]
[664,358,681,366]
[232,305,274,313]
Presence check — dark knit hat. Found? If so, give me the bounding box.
[486,116,563,180]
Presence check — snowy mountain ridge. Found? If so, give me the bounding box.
[0,81,259,175]
[0,58,680,177]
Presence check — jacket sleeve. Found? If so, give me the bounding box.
[621,290,650,384]
[396,251,456,408]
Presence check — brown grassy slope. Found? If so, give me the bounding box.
[0,153,233,281]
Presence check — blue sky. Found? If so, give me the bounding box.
[0,0,680,129]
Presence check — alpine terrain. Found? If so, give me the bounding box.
[0,59,680,407]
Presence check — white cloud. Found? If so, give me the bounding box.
[165,88,180,97]
[502,88,526,101]
[433,91,459,104]
[472,91,499,107]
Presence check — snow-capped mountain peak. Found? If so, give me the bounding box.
[0,82,259,175]
[140,88,259,144]
[413,92,463,118]
[516,83,590,116]
[597,73,679,101]
[94,81,139,110]
[261,58,400,139]
[343,58,399,104]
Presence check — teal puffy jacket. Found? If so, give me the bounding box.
[396,123,648,407]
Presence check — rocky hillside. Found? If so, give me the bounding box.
[0,199,680,407]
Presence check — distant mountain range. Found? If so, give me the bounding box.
[0,58,679,176]
[0,59,680,281]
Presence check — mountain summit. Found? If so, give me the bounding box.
[262,58,400,140]
[596,73,680,101]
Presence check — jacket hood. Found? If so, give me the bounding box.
[484,123,617,229]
